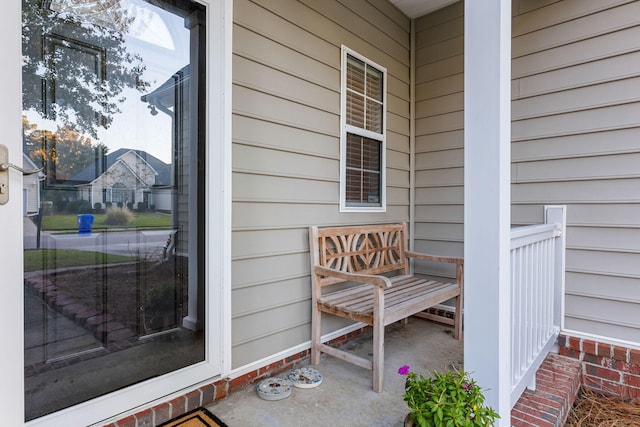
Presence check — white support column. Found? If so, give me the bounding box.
[464,0,512,424]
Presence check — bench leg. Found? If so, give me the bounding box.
[372,316,384,392]
[453,293,463,340]
[311,304,321,365]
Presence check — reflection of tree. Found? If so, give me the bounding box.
[23,115,107,183]
[22,0,149,138]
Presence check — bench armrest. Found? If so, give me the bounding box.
[405,251,464,289]
[313,266,392,289]
[405,251,463,266]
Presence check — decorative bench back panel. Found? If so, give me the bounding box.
[311,223,409,287]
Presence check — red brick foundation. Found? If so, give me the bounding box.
[557,333,640,400]
[103,326,370,426]
[511,353,582,427]
[511,334,640,427]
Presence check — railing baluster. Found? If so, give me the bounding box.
[510,206,566,407]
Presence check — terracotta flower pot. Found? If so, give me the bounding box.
[404,413,414,427]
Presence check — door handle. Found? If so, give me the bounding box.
[0,162,43,175]
[0,144,44,205]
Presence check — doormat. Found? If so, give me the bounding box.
[159,407,228,427]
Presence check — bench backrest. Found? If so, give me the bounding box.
[309,223,409,287]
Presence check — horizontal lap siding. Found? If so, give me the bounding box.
[231,0,411,368]
[512,0,640,342]
[414,2,464,284]
[416,0,640,343]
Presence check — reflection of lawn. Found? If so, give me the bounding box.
[40,212,171,231]
[24,249,137,272]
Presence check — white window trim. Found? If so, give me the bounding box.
[339,45,387,212]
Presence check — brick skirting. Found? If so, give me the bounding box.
[511,353,582,427]
[558,333,640,399]
[511,333,640,427]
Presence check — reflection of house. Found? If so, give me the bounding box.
[73,148,171,210]
[141,64,189,120]
[22,153,44,216]
[141,65,193,256]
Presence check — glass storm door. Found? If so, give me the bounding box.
[14,0,218,424]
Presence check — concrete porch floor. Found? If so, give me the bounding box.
[208,319,464,427]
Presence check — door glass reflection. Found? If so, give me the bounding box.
[22,0,206,420]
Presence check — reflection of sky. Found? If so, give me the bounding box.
[28,0,190,164]
[97,0,190,164]
[124,0,175,50]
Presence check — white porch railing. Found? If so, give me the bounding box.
[510,205,566,407]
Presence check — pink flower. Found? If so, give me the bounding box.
[398,365,410,375]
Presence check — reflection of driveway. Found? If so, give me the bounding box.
[23,217,175,259]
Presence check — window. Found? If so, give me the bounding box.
[340,46,386,211]
[111,182,128,205]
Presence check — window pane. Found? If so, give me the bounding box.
[347,91,364,128]
[366,67,383,101]
[346,56,365,93]
[346,54,383,136]
[362,171,380,204]
[345,169,362,203]
[366,99,382,133]
[346,133,362,168]
[345,133,381,206]
[362,138,380,171]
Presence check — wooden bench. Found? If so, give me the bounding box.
[308,222,463,392]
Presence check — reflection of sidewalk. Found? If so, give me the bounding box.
[24,268,203,421]
[24,285,102,368]
[24,270,136,373]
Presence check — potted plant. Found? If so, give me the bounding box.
[398,365,500,427]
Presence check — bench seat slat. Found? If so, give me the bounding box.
[325,280,445,313]
[318,277,458,322]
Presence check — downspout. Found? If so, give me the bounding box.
[409,18,416,259]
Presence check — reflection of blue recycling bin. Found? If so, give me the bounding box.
[77,214,94,234]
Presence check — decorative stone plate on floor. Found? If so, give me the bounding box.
[256,377,293,401]
[288,367,323,388]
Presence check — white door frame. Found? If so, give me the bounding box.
[0,0,233,425]
[0,1,26,425]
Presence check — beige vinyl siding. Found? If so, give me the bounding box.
[231,0,411,368]
[512,0,640,343]
[413,2,464,282]
[415,0,640,343]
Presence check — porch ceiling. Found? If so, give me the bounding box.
[389,0,458,18]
